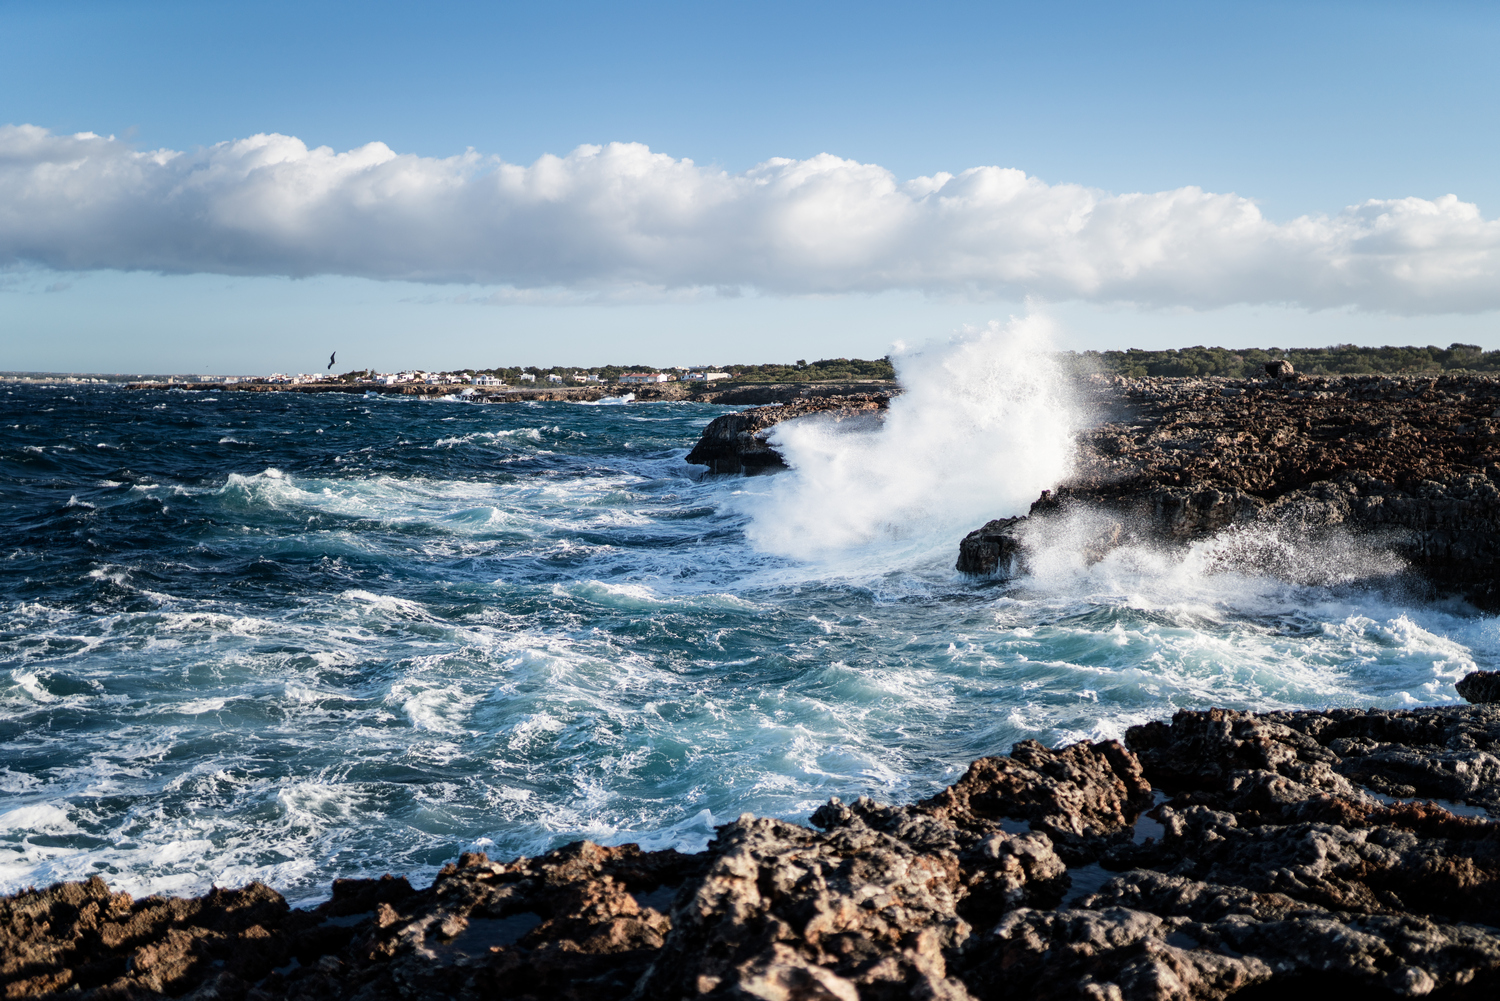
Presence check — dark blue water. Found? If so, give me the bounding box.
[1,382,1489,902]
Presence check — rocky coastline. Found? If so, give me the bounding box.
[955,371,1500,607]
[679,369,1500,603]
[16,370,1500,999]
[7,701,1500,1001]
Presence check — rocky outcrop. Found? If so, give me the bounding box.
[957,373,1500,605]
[8,705,1500,1000]
[1457,670,1500,704]
[685,395,889,474]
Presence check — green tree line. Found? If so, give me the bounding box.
[345,346,1500,385]
[1062,343,1498,379]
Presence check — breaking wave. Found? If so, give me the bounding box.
[0,364,1493,904]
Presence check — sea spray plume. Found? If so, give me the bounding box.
[740,313,1076,557]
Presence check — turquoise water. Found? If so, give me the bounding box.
[1,378,1492,903]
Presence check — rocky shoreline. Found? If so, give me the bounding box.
[956,371,1500,606]
[15,370,1500,999]
[6,702,1500,1000]
[674,369,1500,605]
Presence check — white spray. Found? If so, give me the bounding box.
[740,311,1076,560]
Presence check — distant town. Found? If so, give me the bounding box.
[256,366,733,388]
[11,345,1500,388]
[242,357,898,387]
[3,358,898,387]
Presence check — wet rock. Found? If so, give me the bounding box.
[954,517,1025,574]
[685,396,889,474]
[1457,670,1500,704]
[956,373,1500,607]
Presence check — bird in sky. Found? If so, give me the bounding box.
[327,351,336,371]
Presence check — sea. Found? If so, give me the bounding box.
[2,327,1493,904]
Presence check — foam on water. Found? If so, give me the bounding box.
[740,314,1076,559]
[1,347,1496,902]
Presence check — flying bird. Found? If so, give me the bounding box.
[327,351,336,371]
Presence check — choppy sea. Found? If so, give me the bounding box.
[3,345,1494,904]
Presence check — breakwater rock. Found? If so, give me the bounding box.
[958,373,1500,605]
[7,703,1500,1000]
[686,395,890,474]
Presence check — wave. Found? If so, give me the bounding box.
[738,312,1076,560]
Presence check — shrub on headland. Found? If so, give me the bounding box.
[1065,343,1499,379]
[464,358,899,383]
[453,345,1499,385]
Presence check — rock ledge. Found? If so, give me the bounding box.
[7,704,1500,1000]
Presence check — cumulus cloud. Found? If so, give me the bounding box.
[2,123,1499,312]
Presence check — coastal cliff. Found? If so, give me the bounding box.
[7,701,1500,1000]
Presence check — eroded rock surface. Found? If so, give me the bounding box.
[957,373,1500,606]
[6,707,1500,1000]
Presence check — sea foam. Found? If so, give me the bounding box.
[740,312,1076,559]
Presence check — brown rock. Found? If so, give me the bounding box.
[10,707,1500,1000]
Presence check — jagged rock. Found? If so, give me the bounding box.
[0,878,310,999]
[974,869,1500,1000]
[1457,670,1500,704]
[916,739,1154,862]
[685,396,889,474]
[1264,359,1296,379]
[9,707,1500,1000]
[956,374,1500,607]
[634,813,974,1000]
[954,517,1025,574]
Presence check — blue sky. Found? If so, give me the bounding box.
[3,0,1499,373]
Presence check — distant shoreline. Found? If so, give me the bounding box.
[117,379,899,405]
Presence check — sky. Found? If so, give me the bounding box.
[2,0,1499,373]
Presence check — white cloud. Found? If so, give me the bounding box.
[2,123,1499,313]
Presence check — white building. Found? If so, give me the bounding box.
[682,371,731,382]
[546,373,564,383]
[473,375,503,386]
[519,373,536,382]
[618,372,671,384]
[572,373,600,382]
